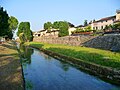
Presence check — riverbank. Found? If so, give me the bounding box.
[0,41,24,90]
[25,42,120,85]
[33,35,120,52]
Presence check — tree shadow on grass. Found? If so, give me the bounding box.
[1,43,17,50]
[0,56,23,90]
[46,47,120,70]
[0,53,18,57]
[0,42,24,90]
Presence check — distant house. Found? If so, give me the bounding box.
[34,22,77,37]
[90,10,120,30]
[76,25,85,29]
[68,27,76,35]
[39,30,47,36]
[33,30,47,37]
[33,32,40,37]
[33,29,59,37]
[45,29,59,37]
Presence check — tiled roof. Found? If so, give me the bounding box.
[39,30,46,32]
[116,10,120,13]
[46,30,59,33]
[76,25,84,28]
[68,22,75,27]
[114,20,120,23]
[95,15,116,22]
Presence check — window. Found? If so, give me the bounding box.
[106,20,107,22]
[112,19,114,21]
[101,26,103,29]
[96,27,98,30]
[38,34,40,36]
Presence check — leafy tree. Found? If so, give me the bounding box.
[93,19,96,23]
[52,21,60,29]
[8,16,18,33]
[44,22,52,30]
[84,26,92,31]
[84,20,88,26]
[29,30,33,41]
[58,21,69,37]
[23,22,31,41]
[68,22,75,27]
[7,30,13,39]
[112,22,120,30]
[53,21,74,29]
[0,6,9,37]
[17,22,33,42]
[19,33,26,43]
[104,25,109,30]
[17,22,24,36]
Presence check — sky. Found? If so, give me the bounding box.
[0,0,120,31]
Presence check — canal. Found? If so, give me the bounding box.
[19,45,120,90]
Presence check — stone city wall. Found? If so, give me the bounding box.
[33,35,120,51]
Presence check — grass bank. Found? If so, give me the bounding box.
[0,41,24,90]
[25,42,120,70]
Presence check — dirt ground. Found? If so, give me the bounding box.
[0,41,24,90]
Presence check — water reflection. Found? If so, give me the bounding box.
[59,61,69,71]
[19,44,34,65]
[39,51,52,61]
[19,46,120,90]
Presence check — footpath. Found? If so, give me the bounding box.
[0,41,23,90]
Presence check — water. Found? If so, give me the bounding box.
[19,45,120,90]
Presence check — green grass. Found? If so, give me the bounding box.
[25,42,120,70]
[0,41,23,90]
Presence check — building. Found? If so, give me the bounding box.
[33,30,47,37]
[45,30,59,37]
[33,22,76,37]
[68,27,76,35]
[33,10,120,37]
[90,10,120,30]
[33,29,59,37]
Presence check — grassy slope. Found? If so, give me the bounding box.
[0,41,23,90]
[25,42,120,70]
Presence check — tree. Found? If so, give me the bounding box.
[84,26,92,31]
[93,19,96,23]
[52,21,60,29]
[104,25,109,30]
[44,22,52,30]
[23,22,31,41]
[17,22,24,36]
[8,16,18,33]
[58,21,69,37]
[84,20,88,26]
[7,29,13,39]
[29,30,33,41]
[17,22,33,42]
[112,22,120,30]
[0,6,9,37]
[68,22,75,27]
[19,33,26,43]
